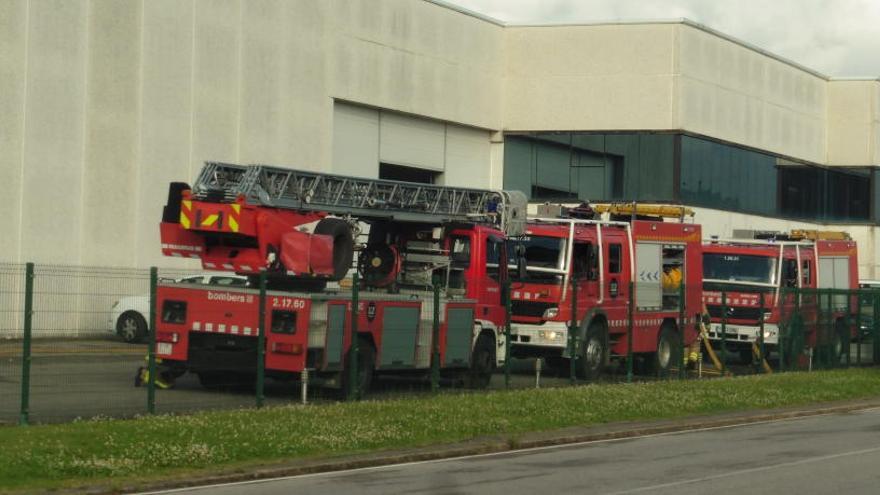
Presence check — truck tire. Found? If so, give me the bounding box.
[831,319,847,364]
[739,348,754,365]
[652,323,681,376]
[468,334,495,389]
[117,311,147,343]
[576,322,607,381]
[344,338,375,397]
[314,218,354,281]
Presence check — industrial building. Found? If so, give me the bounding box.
[2,0,878,275]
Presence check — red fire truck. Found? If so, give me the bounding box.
[702,230,858,364]
[154,162,527,391]
[507,203,703,379]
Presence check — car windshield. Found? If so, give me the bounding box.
[703,253,777,286]
[507,236,566,283]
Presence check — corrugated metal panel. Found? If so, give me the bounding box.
[379,112,445,171]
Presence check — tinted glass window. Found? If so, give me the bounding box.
[609,244,622,274]
[271,311,297,334]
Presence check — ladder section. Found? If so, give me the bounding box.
[192,162,527,235]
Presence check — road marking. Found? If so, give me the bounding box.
[135,408,880,494]
[602,444,880,495]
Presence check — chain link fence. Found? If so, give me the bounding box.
[3,262,880,424]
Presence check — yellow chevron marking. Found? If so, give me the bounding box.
[179,212,191,229]
[229,216,239,232]
[231,204,241,214]
[201,214,219,227]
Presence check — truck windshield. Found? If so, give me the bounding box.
[703,253,777,286]
[507,236,566,283]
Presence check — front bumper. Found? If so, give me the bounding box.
[509,321,570,356]
[707,323,779,345]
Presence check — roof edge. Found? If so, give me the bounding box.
[422,2,879,81]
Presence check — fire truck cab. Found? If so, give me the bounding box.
[507,203,703,379]
[702,230,858,363]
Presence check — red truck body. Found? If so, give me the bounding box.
[154,163,522,389]
[508,213,703,377]
[702,235,858,361]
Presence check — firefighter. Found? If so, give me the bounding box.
[134,355,175,389]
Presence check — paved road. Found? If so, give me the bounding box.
[0,342,575,423]
[155,408,880,495]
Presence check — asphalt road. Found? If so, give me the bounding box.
[0,339,875,424]
[155,408,880,495]
[0,341,576,424]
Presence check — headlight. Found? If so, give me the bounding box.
[542,307,559,319]
[763,329,777,338]
[539,330,564,341]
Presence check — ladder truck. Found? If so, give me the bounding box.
[154,162,527,391]
[702,230,858,365]
[507,203,704,379]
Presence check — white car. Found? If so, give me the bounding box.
[109,274,248,343]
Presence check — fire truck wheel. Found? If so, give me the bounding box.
[468,334,495,389]
[832,319,847,363]
[653,324,682,375]
[117,311,147,343]
[344,339,375,396]
[576,322,607,381]
[314,218,354,281]
[197,372,226,389]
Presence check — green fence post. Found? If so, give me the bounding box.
[874,291,880,365]
[147,267,158,414]
[678,282,686,380]
[825,290,833,369]
[855,290,862,366]
[431,280,440,393]
[845,289,852,368]
[779,288,786,372]
[627,281,634,383]
[758,291,766,373]
[19,262,34,426]
[720,290,727,373]
[504,280,512,389]
[348,272,360,401]
[569,277,578,385]
[256,271,267,408]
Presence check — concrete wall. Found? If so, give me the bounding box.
[827,79,880,166]
[503,23,677,131]
[2,0,878,271]
[0,0,504,268]
[675,24,827,165]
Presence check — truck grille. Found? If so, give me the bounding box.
[706,305,762,321]
[511,300,554,318]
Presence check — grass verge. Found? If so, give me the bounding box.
[3,368,880,492]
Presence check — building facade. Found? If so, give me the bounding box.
[1,0,879,275]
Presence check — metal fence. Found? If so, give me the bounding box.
[2,262,880,425]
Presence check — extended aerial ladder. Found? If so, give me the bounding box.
[161,162,527,283]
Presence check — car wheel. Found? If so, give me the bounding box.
[117,311,147,343]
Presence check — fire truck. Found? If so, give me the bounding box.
[702,230,859,364]
[507,203,703,379]
[154,162,527,391]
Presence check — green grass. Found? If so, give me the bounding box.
[4,368,880,493]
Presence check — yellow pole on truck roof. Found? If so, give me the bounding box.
[592,203,695,219]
